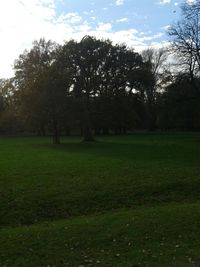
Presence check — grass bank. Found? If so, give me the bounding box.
[0,133,200,266]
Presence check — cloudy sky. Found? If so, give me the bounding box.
[0,0,195,78]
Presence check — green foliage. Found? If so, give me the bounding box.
[13,39,70,143]
[1,33,200,138]
[0,78,21,134]
[12,37,150,141]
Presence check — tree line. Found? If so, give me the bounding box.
[0,1,200,143]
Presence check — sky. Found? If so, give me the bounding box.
[0,0,196,78]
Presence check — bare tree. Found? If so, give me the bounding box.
[141,48,170,130]
[168,0,200,89]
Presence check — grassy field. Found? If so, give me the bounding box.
[0,133,200,266]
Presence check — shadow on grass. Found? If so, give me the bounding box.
[38,138,197,164]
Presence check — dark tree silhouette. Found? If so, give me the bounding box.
[169,0,200,91]
[14,39,69,144]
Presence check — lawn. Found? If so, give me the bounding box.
[0,133,200,266]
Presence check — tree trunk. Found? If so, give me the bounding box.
[65,125,71,136]
[94,128,101,135]
[83,125,94,141]
[102,127,109,135]
[82,96,95,142]
[115,128,119,135]
[122,127,127,134]
[37,125,46,136]
[52,119,60,144]
[147,103,157,131]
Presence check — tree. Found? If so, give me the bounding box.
[0,78,21,134]
[61,37,146,137]
[61,37,114,140]
[168,0,200,90]
[61,37,107,141]
[4,36,168,138]
[90,42,144,134]
[14,39,69,144]
[141,48,170,130]
[159,74,200,130]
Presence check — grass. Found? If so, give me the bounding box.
[0,133,200,266]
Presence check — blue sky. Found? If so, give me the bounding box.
[0,0,194,78]
[56,0,180,35]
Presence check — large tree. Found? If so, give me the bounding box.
[5,36,160,138]
[14,39,69,144]
[61,37,106,141]
[168,0,200,90]
[61,37,146,138]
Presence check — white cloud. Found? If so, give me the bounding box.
[162,25,171,30]
[96,23,112,31]
[158,0,171,5]
[70,28,165,53]
[0,0,59,77]
[116,17,128,23]
[0,0,167,78]
[57,12,82,24]
[115,0,125,6]
[186,0,197,5]
[74,21,91,32]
